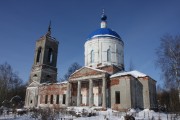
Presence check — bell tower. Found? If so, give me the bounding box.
[29,23,59,84]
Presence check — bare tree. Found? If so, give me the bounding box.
[157,87,180,112]
[0,62,25,107]
[62,62,82,81]
[155,34,180,104]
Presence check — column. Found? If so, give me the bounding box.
[53,95,56,104]
[37,95,40,107]
[89,79,93,107]
[102,77,107,108]
[77,81,81,106]
[66,82,70,106]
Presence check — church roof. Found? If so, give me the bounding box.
[110,70,147,78]
[87,12,122,40]
[87,28,121,40]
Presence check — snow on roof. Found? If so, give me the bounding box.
[110,70,147,78]
[57,81,68,84]
[91,34,120,39]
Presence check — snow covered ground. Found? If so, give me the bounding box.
[0,107,179,120]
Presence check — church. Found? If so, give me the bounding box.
[25,13,157,111]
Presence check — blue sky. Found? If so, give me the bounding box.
[0,0,180,85]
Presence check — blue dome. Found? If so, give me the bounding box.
[88,28,121,40]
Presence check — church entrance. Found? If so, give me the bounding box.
[70,79,103,107]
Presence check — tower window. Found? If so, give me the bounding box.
[33,74,37,77]
[46,75,51,83]
[50,95,53,104]
[90,50,94,63]
[48,48,53,63]
[107,49,111,62]
[45,95,48,104]
[36,47,42,63]
[115,91,120,104]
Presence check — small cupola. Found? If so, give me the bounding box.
[100,10,107,28]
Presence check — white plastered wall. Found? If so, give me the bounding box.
[85,37,124,68]
[25,87,38,108]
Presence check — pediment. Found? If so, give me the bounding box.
[29,81,39,87]
[69,66,107,80]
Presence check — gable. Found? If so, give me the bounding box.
[69,66,106,80]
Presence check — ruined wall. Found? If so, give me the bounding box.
[25,86,38,108]
[110,76,132,111]
[30,35,58,84]
[138,77,157,109]
[71,82,77,106]
[148,78,157,109]
[70,80,103,107]
[130,77,144,108]
[97,65,122,74]
[38,83,67,108]
[138,77,150,109]
[93,81,102,106]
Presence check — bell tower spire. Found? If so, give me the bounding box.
[46,21,51,36]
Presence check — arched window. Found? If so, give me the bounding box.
[33,74,37,81]
[33,74,37,77]
[116,49,119,63]
[90,50,94,63]
[107,49,111,62]
[36,47,42,63]
[48,48,53,63]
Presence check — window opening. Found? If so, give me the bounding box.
[56,95,59,104]
[115,91,120,104]
[116,49,119,63]
[45,95,48,104]
[46,75,51,83]
[90,50,94,63]
[62,94,66,104]
[33,74,37,77]
[48,48,53,63]
[50,95,53,104]
[36,47,41,63]
[107,49,111,62]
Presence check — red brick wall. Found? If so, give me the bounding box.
[98,65,121,74]
[110,77,120,86]
[38,83,67,103]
